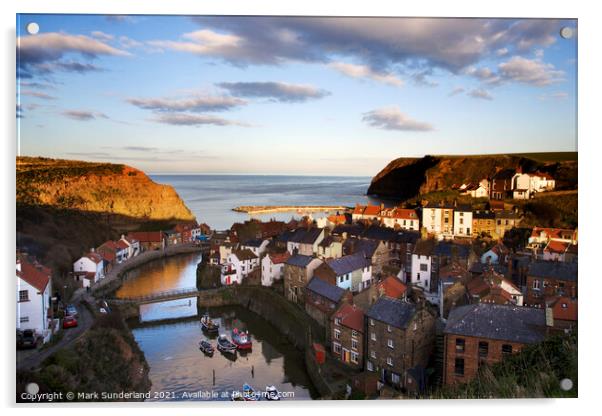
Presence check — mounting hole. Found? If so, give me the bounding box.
[560,378,573,391]
[26,22,40,35]
[560,27,573,39]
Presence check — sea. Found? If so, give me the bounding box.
[150,175,390,230]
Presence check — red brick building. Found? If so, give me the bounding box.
[443,303,547,386]
[331,303,364,369]
[526,260,577,307]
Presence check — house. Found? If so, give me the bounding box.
[123,235,140,257]
[526,261,578,307]
[466,269,524,306]
[316,235,343,260]
[344,238,389,276]
[443,303,547,385]
[165,229,182,246]
[115,238,131,263]
[261,252,290,287]
[352,204,382,222]
[380,208,419,231]
[313,252,372,292]
[546,296,577,333]
[127,231,165,251]
[528,227,578,256]
[480,243,510,265]
[461,179,490,198]
[472,210,496,237]
[240,238,270,257]
[453,205,473,238]
[73,251,104,287]
[96,240,118,271]
[422,203,454,237]
[495,210,522,238]
[353,275,408,311]
[305,277,352,332]
[174,221,199,243]
[286,227,325,256]
[283,254,323,304]
[17,255,52,338]
[365,297,436,389]
[490,169,515,200]
[512,171,555,198]
[409,239,436,292]
[542,240,577,262]
[331,303,365,369]
[220,249,259,285]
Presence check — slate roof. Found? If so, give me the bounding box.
[365,297,417,329]
[444,303,546,344]
[289,228,323,244]
[473,210,495,220]
[285,254,316,268]
[327,252,370,276]
[469,262,508,275]
[528,260,577,281]
[306,277,346,303]
[231,249,258,262]
[241,238,265,248]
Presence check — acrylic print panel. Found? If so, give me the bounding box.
[16,14,577,402]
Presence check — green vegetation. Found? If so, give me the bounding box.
[432,332,577,399]
[516,192,578,229]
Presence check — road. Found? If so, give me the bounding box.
[16,294,95,371]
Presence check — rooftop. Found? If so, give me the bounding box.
[528,260,577,281]
[327,252,370,276]
[334,303,364,332]
[306,277,347,303]
[285,254,317,268]
[365,297,417,329]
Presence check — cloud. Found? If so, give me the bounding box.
[21,89,56,100]
[216,81,330,102]
[119,36,143,49]
[122,146,159,152]
[127,94,247,112]
[177,17,567,74]
[19,81,55,89]
[448,87,466,96]
[328,62,403,87]
[17,32,129,77]
[150,113,251,127]
[468,88,494,100]
[498,56,565,86]
[91,31,114,42]
[362,107,433,131]
[62,110,109,121]
[538,91,569,101]
[496,47,509,56]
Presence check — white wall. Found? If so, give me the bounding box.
[454,211,473,237]
[17,275,50,334]
[410,254,432,292]
[261,256,285,286]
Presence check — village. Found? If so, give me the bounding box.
[16,166,577,397]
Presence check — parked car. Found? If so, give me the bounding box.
[65,304,78,317]
[17,329,38,349]
[63,316,78,329]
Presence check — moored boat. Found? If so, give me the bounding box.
[200,313,220,333]
[199,340,214,355]
[217,334,237,353]
[232,327,252,350]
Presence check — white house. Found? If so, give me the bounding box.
[286,228,325,256]
[261,252,290,286]
[17,256,52,338]
[453,205,473,237]
[379,208,419,231]
[240,238,270,257]
[512,172,556,199]
[422,204,454,237]
[314,252,372,292]
[122,235,140,258]
[73,251,105,287]
[407,240,435,292]
[221,249,259,285]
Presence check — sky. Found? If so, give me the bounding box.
[16,15,577,176]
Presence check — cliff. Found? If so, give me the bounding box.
[367,153,577,200]
[16,156,195,274]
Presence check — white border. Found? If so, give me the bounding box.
[2,1,599,415]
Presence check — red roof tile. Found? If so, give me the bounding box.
[18,257,51,292]
[378,276,407,299]
[269,252,291,265]
[544,240,570,254]
[363,205,381,216]
[334,303,364,332]
[116,239,130,249]
[549,296,577,321]
[128,231,164,243]
[84,252,103,264]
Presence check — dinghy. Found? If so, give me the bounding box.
[199,340,214,355]
[200,313,220,333]
[217,334,237,353]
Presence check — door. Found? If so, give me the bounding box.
[343,348,350,363]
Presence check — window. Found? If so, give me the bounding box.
[455,338,465,353]
[371,350,376,359]
[478,341,489,358]
[352,339,358,351]
[502,344,513,355]
[367,361,374,372]
[371,332,376,341]
[334,329,341,340]
[420,263,428,272]
[370,319,375,326]
[20,316,29,323]
[335,317,341,326]
[351,352,359,364]
[532,279,540,290]
[391,373,400,384]
[351,330,358,338]
[387,324,392,332]
[333,343,341,354]
[387,339,394,348]
[387,357,393,366]
[454,358,465,376]
[18,290,29,302]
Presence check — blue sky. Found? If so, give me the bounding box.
[17,15,577,175]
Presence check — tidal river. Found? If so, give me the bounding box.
[116,253,318,401]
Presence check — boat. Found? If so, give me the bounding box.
[232,327,252,350]
[216,334,237,353]
[200,313,220,333]
[265,385,280,401]
[242,383,259,401]
[199,340,214,355]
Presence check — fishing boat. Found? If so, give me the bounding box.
[242,383,259,401]
[265,385,280,401]
[198,340,214,355]
[232,327,252,350]
[216,334,237,353]
[200,313,219,333]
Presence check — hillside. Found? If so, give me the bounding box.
[367,153,577,200]
[16,157,195,274]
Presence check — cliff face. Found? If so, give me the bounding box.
[17,157,194,221]
[367,153,577,199]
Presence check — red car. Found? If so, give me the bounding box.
[63,316,78,329]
